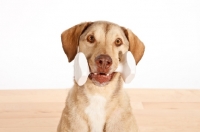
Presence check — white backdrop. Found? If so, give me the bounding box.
[0,0,200,89]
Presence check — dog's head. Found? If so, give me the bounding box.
[61,21,145,86]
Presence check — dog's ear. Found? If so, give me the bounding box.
[122,27,145,64]
[61,22,93,62]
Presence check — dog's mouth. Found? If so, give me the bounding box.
[88,72,115,86]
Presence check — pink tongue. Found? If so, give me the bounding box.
[93,74,111,83]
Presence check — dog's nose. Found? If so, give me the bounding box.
[95,55,112,70]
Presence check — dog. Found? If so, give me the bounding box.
[57,21,145,132]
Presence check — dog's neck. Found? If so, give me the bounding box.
[70,73,125,131]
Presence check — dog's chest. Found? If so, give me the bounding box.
[85,94,106,132]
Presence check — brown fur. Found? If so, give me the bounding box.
[57,21,145,132]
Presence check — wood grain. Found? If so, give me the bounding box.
[0,89,200,132]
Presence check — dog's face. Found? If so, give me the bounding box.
[79,22,129,86]
[61,21,145,86]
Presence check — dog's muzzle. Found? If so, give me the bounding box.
[89,54,115,86]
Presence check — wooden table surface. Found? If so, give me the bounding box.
[0,89,200,132]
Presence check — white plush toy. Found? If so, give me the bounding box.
[74,51,136,86]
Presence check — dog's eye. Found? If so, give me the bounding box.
[115,38,123,46]
[87,35,95,43]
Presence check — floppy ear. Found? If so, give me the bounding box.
[122,28,145,64]
[61,22,93,62]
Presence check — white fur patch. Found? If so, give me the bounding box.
[85,94,106,132]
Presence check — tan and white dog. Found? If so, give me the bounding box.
[57,21,145,132]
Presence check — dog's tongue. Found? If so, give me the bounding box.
[90,73,112,83]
